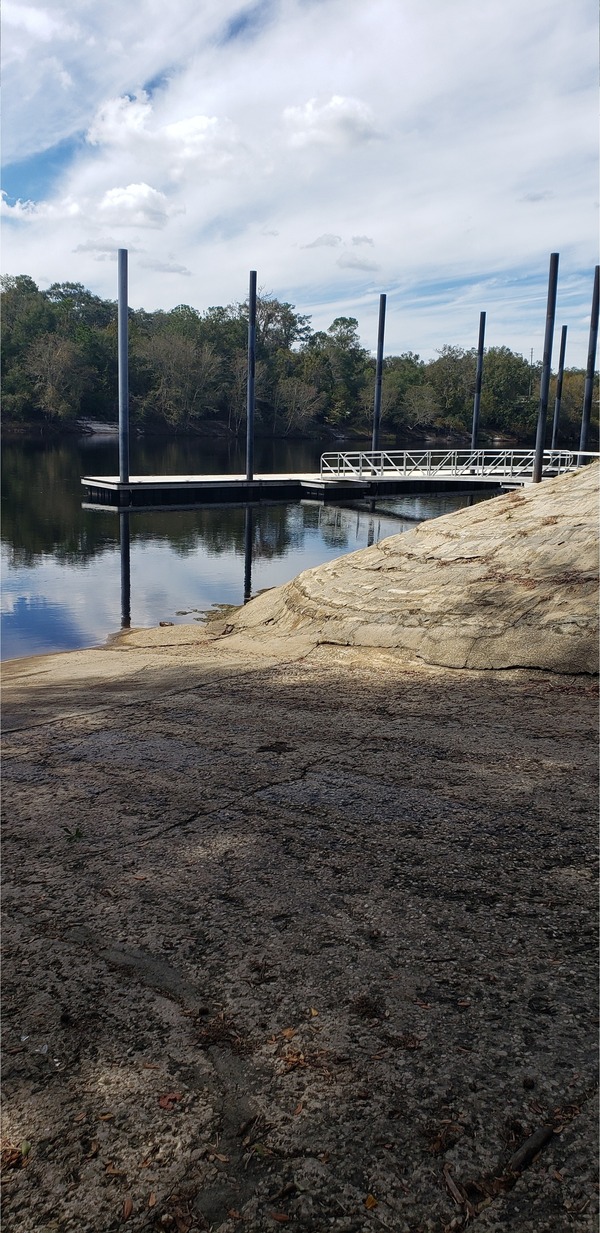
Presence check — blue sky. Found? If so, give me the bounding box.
[1,0,598,364]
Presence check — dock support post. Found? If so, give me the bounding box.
[533,253,559,483]
[470,311,486,450]
[371,294,386,452]
[550,325,568,451]
[243,505,253,602]
[578,265,599,461]
[118,249,130,485]
[119,510,131,628]
[246,271,257,482]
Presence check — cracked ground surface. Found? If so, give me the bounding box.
[1,628,598,1233]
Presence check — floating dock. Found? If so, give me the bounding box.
[80,470,505,510]
[82,450,597,511]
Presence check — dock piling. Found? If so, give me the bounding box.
[470,311,486,450]
[118,249,130,485]
[371,294,387,452]
[533,253,559,483]
[246,271,257,482]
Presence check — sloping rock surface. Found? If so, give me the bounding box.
[228,463,599,672]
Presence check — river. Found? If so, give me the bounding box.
[1,434,490,661]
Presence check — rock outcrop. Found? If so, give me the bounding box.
[226,462,599,673]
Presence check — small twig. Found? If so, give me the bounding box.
[443,1164,476,1218]
[508,1125,554,1173]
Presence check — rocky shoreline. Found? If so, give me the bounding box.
[1,468,598,1233]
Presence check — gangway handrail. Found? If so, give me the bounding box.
[320,448,599,482]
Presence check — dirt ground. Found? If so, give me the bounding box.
[1,629,598,1232]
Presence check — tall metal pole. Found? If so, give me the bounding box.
[371,294,386,452]
[246,271,257,482]
[470,311,486,450]
[550,325,568,450]
[533,252,559,483]
[118,249,130,485]
[579,265,599,459]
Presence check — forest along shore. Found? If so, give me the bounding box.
[1,466,598,1233]
[2,275,595,444]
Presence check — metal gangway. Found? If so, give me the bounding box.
[320,448,599,485]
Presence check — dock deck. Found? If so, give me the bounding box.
[81,469,505,510]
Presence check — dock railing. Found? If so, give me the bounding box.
[319,449,599,482]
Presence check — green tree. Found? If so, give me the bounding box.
[479,347,537,436]
[133,329,221,430]
[426,346,476,432]
[24,333,92,422]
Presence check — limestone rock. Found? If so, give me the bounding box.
[227,462,599,673]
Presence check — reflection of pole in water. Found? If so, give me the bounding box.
[243,505,253,603]
[119,510,131,628]
[367,517,375,547]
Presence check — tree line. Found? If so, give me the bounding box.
[1,274,596,444]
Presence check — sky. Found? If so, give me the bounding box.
[1,0,598,365]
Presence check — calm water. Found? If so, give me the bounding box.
[1,435,489,661]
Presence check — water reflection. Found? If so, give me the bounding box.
[2,437,493,660]
[243,507,253,603]
[118,504,264,619]
[119,512,131,629]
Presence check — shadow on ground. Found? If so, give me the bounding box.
[1,641,598,1233]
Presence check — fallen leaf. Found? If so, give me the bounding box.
[415,1000,432,1009]
[365,1193,378,1210]
[281,1027,296,1040]
[158,1092,183,1110]
[148,1193,157,1208]
[84,1141,99,1159]
[310,1008,319,1017]
[271,1214,290,1223]
[73,1112,87,1123]
[106,1163,125,1176]
[228,1211,242,1220]
[98,1112,115,1121]
[293,1102,303,1116]
[214,1152,230,1163]
[122,1195,134,1220]
[282,1049,305,1070]
[142,1062,161,1070]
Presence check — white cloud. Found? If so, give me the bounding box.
[302,234,342,249]
[1,190,80,220]
[98,183,173,228]
[87,93,153,145]
[283,95,382,148]
[1,0,597,362]
[2,2,78,43]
